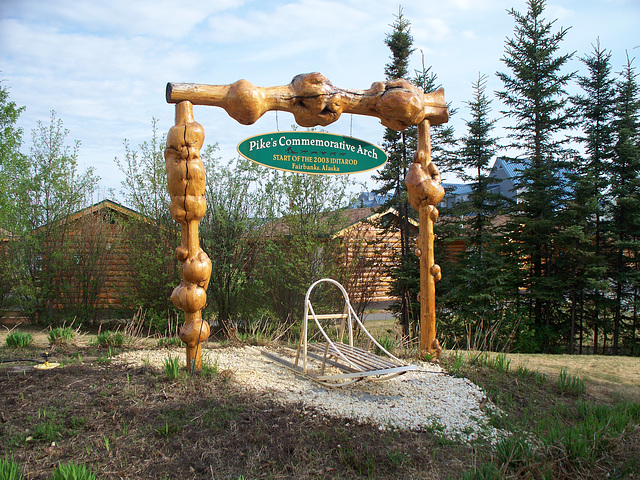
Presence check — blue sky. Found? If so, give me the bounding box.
[1,0,638,200]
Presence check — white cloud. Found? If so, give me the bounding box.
[1,0,638,198]
[1,0,247,38]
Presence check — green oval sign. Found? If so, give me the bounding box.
[237,131,387,175]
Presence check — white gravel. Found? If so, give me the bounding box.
[115,345,504,445]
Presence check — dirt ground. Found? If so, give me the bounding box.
[1,326,639,479]
[0,337,478,480]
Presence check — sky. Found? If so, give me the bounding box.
[1,0,639,203]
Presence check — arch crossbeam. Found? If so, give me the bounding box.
[166,72,447,130]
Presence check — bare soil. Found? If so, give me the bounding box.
[0,341,478,480]
[2,326,639,480]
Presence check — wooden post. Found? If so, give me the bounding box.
[165,101,212,372]
[406,120,444,358]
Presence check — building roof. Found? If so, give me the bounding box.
[443,183,473,196]
[257,207,418,238]
[66,199,144,222]
[491,156,525,179]
[349,191,392,208]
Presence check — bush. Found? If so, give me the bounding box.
[5,332,33,348]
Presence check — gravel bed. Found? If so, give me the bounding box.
[115,345,503,444]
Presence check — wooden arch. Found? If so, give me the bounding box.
[164,73,448,371]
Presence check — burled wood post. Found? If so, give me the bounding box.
[165,101,212,372]
[406,120,445,359]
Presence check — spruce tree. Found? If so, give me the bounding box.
[609,53,640,355]
[496,0,575,352]
[438,74,517,350]
[571,40,616,353]
[372,7,415,337]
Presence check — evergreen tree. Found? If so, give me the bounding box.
[571,39,616,353]
[372,7,415,337]
[438,74,517,350]
[496,0,576,352]
[458,74,501,239]
[609,53,640,355]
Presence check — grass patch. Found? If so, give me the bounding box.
[200,355,219,378]
[156,336,183,348]
[163,356,181,381]
[49,461,96,480]
[556,368,586,396]
[48,327,75,345]
[0,457,23,480]
[95,330,129,348]
[444,351,640,479]
[5,332,33,348]
[375,334,396,355]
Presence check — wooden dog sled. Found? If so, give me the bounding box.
[262,278,416,386]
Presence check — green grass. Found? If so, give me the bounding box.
[49,461,96,480]
[156,336,183,348]
[460,463,501,480]
[0,457,23,480]
[444,351,640,479]
[153,402,244,441]
[32,407,65,443]
[5,332,33,348]
[200,355,219,378]
[556,368,585,396]
[48,327,75,344]
[375,334,396,355]
[95,330,128,348]
[9,406,89,447]
[163,356,181,381]
[514,365,547,385]
[492,353,511,374]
